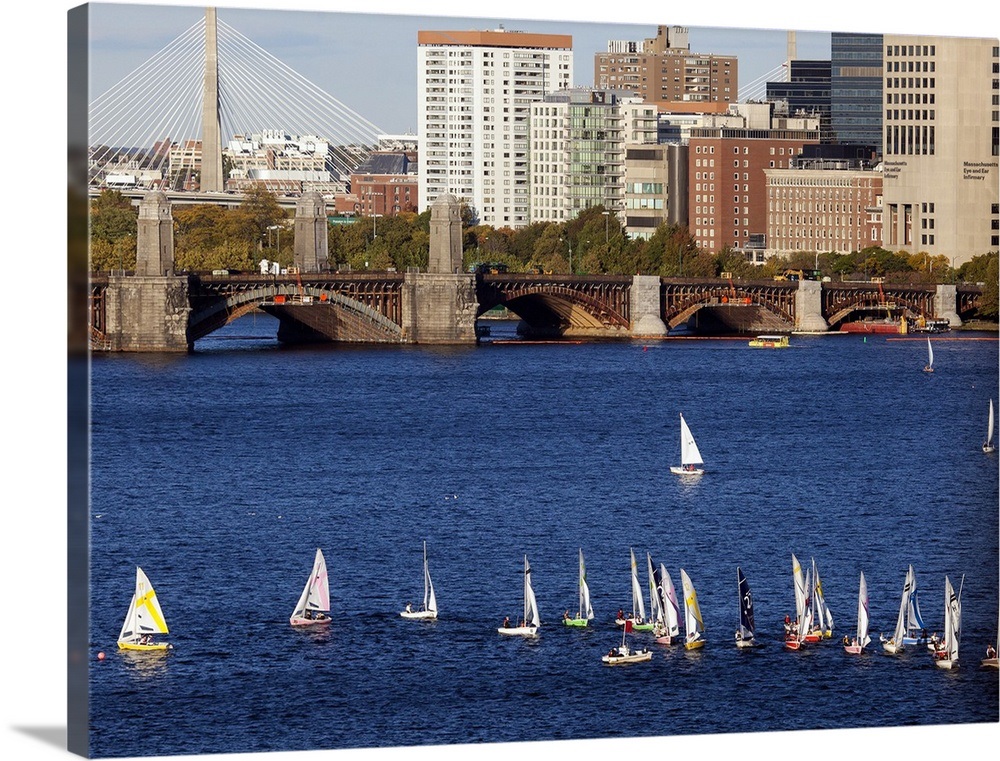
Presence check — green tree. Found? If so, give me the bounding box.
[90,189,136,248]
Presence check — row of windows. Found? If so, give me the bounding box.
[886,44,936,56]
[886,77,936,88]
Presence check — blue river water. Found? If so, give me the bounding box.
[87,315,999,758]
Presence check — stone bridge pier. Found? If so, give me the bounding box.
[795,280,828,331]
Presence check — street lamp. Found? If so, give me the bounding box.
[267,224,280,256]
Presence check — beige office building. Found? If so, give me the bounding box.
[765,166,883,256]
[881,35,999,264]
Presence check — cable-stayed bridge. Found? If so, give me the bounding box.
[88,7,387,197]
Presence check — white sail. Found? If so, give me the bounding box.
[926,337,934,370]
[291,549,330,622]
[812,558,834,633]
[905,565,925,635]
[987,399,995,449]
[792,554,807,621]
[423,542,437,615]
[856,572,871,648]
[647,553,664,625]
[630,548,646,622]
[680,568,704,642]
[943,575,961,662]
[524,555,540,628]
[118,566,169,645]
[890,568,910,645]
[679,414,704,466]
[579,549,594,620]
[659,564,681,637]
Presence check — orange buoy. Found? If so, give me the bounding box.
[97,652,106,660]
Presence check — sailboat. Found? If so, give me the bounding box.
[498,555,540,637]
[880,566,912,654]
[118,566,172,651]
[844,571,871,654]
[654,564,681,645]
[290,548,331,626]
[933,575,962,669]
[602,619,652,665]
[735,567,760,648]
[785,553,810,650]
[983,399,996,453]
[982,610,998,668]
[616,548,652,630]
[807,557,834,641]
[923,336,934,373]
[680,568,705,650]
[400,541,437,620]
[669,413,705,475]
[646,553,665,633]
[895,565,929,647]
[563,549,594,627]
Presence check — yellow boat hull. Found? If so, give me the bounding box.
[118,641,170,652]
[685,639,705,650]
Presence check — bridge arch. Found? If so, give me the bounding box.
[663,284,796,330]
[187,284,402,343]
[476,277,631,337]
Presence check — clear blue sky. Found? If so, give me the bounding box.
[86,1,835,136]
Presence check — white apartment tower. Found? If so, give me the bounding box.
[529,89,659,230]
[881,35,999,263]
[418,28,573,229]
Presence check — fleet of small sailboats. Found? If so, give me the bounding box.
[118,566,172,651]
[401,541,437,620]
[563,549,594,627]
[843,571,871,655]
[669,413,704,476]
[984,399,996,453]
[498,555,540,637]
[114,552,995,673]
[290,548,331,626]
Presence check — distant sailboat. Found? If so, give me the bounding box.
[670,413,705,476]
[933,575,963,669]
[844,571,871,655]
[984,399,996,453]
[654,564,681,645]
[498,555,540,637]
[923,336,934,373]
[807,558,834,641]
[681,568,705,650]
[982,608,998,669]
[785,553,810,650]
[617,548,652,630]
[400,541,437,620]
[290,549,331,626]
[881,566,913,654]
[735,567,760,648]
[602,619,652,665]
[900,565,929,647]
[118,566,172,651]
[563,549,594,627]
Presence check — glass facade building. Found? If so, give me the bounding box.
[830,32,884,151]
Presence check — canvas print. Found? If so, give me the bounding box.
[66,1,999,759]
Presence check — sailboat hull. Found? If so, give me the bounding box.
[118,641,171,651]
[602,649,652,665]
[735,638,757,649]
[670,466,704,476]
[981,657,999,668]
[498,626,537,637]
[784,638,803,651]
[400,610,437,620]
[563,617,588,627]
[934,657,957,669]
[844,644,864,655]
[290,616,332,627]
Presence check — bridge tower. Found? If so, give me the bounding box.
[401,194,477,343]
[200,7,223,193]
[293,191,328,273]
[104,192,190,351]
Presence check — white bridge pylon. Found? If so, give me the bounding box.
[88,10,386,187]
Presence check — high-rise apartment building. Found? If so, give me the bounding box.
[529,89,659,232]
[417,28,573,229]
[594,26,737,114]
[766,60,832,142]
[881,35,999,263]
[830,33,884,150]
